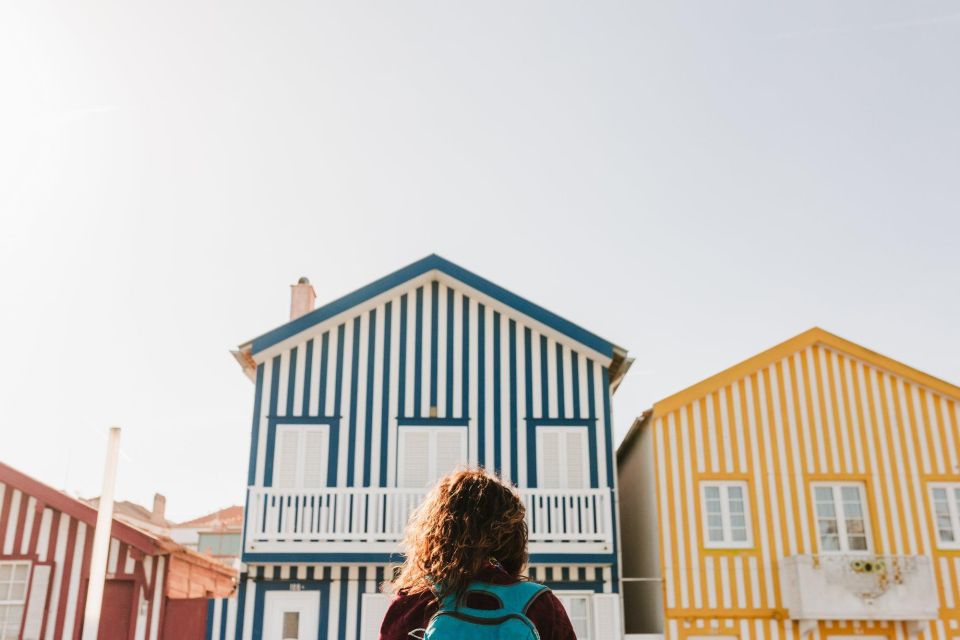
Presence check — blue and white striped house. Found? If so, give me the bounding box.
[208,255,632,640]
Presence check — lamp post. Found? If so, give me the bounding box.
[81,426,121,640]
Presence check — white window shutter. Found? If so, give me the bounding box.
[275,428,300,488]
[302,429,328,488]
[539,431,561,488]
[537,427,588,489]
[592,594,621,640]
[434,430,465,482]
[21,564,51,640]
[399,431,431,487]
[359,593,392,640]
[565,430,587,489]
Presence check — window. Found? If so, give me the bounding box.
[197,532,242,556]
[812,483,870,553]
[282,611,300,640]
[274,425,329,488]
[536,427,589,489]
[264,591,319,640]
[0,561,29,640]
[555,593,591,640]
[930,483,960,549]
[700,481,752,548]
[397,427,467,487]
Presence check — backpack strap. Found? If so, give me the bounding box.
[437,581,549,619]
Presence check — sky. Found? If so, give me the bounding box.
[1,1,958,522]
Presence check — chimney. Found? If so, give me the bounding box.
[151,493,166,524]
[290,277,316,320]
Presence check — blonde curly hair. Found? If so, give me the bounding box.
[390,468,528,600]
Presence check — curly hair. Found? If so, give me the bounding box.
[390,468,528,600]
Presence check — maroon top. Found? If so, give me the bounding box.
[380,565,577,640]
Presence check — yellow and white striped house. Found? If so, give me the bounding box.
[619,328,960,640]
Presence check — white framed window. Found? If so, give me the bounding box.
[397,427,467,488]
[274,425,329,488]
[0,561,30,640]
[700,481,752,548]
[812,482,871,553]
[536,426,589,489]
[929,483,960,549]
[555,592,592,640]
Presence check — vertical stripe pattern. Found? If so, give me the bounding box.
[651,343,960,640]
[251,278,617,491]
[240,274,622,639]
[0,482,169,640]
[206,563,611,640]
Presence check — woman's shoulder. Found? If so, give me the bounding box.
[380,581,575,640]
[382,588,435,617]
[379,590,437,640]
[524,587,578,640]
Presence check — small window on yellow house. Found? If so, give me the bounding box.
[929,483,960,550]
[700,481,752,549]
[811,482,871,553]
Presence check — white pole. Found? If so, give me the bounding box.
[81,426,121,640]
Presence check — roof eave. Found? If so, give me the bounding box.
[240,254,624,364]
[157,538,238,578]
[652,327,960,418]
[617,409,653,460]
[609,350,634,395]
[231,347,257,382]
[0,462,162,555]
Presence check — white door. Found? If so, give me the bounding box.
[263,591,320,640]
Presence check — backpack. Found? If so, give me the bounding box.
[419,580,548,639]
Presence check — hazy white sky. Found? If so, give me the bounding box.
[1,1,958,521]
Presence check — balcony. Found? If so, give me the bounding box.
[244,486,614,556]
[779,554,938,631]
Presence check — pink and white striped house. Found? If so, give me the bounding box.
[0,461,235,640]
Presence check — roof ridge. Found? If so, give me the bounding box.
[0,461,161,553]
[243,254,624,364]
[652,327,960,416]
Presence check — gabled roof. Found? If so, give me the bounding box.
[616,410,652,460]
[0,462,236,588]
[652,327,960,418]
[83,497,172,529]
[0,461,161,554]
[239,254,628,373]
[174,505,243,530]
[0,462,238,583]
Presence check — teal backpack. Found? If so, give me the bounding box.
[418,581,548,639]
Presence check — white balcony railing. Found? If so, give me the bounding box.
[520,489,613,544]
[779,554,939,628]
[244,486,613,554]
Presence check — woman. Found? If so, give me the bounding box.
[380,469,577,639]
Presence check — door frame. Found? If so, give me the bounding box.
[253,581,329,640]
